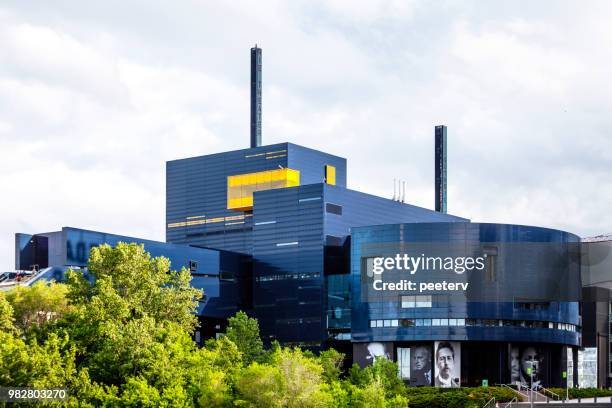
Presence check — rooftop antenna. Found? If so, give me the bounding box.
[393,178,397,201]
[401,180,406,203]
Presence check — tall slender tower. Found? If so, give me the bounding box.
[435,125,447,213]
[250,45,262,148]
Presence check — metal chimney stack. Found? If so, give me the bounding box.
[250,45,262,148]
[435,125,447,213]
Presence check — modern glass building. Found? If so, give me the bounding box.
[14,226,249,340]
[165,142,347,254]
[17,140,608,388]
[351,222,581,387]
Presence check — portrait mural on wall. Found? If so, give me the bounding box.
[510,344,545,389]
[353,342,394,368]
[434,341,461,387]
[366,342,391,363]
[410,344,433,386]
[510,345,520,384]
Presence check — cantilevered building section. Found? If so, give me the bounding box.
[250,45,262,148]
[165,143,347,254]
[435,125,447,213]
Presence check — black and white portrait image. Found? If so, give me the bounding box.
[434,341,460,387]
[519,345,544,389]
[510,345,520,384]
[410,344,433,386]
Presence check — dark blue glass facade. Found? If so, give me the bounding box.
[15,227,247,322]
[166,143,346,254]
[351,222,581,386]
[250,184,465,347]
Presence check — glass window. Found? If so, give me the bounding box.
[391,319,399,327]
[325,203,342,215]
[432,319,441,326]
[363,258,379,278]
[397,347,410,380]
[370,320,376,328]
[227,168,300,211]
[457,318,465,326]
[325,165,337,186]
[440,318,448,326]
[384,320,391,327]
[416,319,424,326]
[415,295,432,308]
[401,295,415,308]
[483,245,498,282]
[423,319,432,326]
[400,319,415,327]
[449,319,457,326]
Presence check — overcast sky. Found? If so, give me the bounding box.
[1,1,612,271]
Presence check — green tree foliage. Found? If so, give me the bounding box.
[0,331,76,388]
[235,362,285,407]
[225,310,264,365]
[0,243,524,407]
[236,347,332,408]
[5,281,70,333]
[346,380,387,408]
[66,242,202,333]
[348,358,404,399]
[0,291,15,334]
[274,347,328,407]
[318,348,344,382]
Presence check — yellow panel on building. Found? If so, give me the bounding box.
[325,165,336,185]
[227,168,301,211]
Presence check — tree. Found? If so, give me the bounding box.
[235,362,285,408]
[0,242,421,407]
[318,349,344,383]
[346,380,386,408]
[349,358,405,403]
[0,292,15,334]
[59,243,203,385]
[66,242,202,333]
[226,310,264,365]
[5,281,70,333]
[0,331,76,388]
[274,347,330,408]
[235,347,334,408]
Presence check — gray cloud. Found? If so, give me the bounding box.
[1,1,611,270]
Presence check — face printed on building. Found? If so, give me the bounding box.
[520,346,541,382]
[366,342,388,362]
[412,346,430,371]
[510,347,520,382]
[436,345,454,379]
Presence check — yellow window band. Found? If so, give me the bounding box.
[227,168,300,211]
